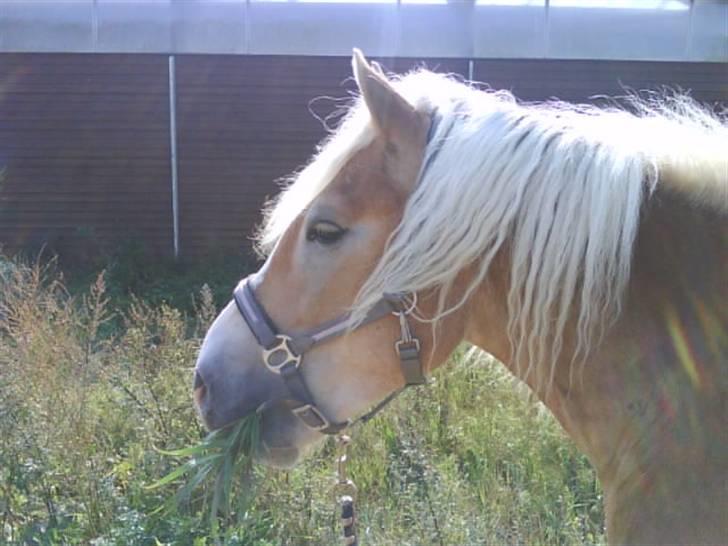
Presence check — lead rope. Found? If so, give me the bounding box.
[331,298,426,545]
[334,435,358,546]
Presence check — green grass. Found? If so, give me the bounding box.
[0,254,604,545]
[150,413,261,538]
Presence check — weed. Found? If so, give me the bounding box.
[0,254,603,545]
[150,413,261,538]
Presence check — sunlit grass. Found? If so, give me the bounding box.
[0,253,603,545]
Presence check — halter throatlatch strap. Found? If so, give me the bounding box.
[232,276,426,434]
[388,293,426,387]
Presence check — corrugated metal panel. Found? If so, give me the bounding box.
[175,55,468,258]
[175,55,347,258]
[0,53,172,259]
[0,53,724,261]
[472,59,728,105]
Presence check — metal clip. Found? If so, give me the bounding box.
[261,335,301,374]
[334,435,358,546]
[334,435,357,497]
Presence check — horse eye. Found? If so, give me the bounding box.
[306,221,346,245]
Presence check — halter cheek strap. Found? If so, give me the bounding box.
[233,276,426,435]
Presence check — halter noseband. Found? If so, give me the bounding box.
[233,276,426,435]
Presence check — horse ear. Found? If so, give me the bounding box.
[352,49,423,143]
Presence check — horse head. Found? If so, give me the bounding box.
[193,51,472,467]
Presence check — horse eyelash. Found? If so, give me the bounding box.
[306,222,347,244]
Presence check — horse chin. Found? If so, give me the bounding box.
[254,404,319,469]
[256,441,301,469]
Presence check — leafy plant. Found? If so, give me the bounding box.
[149,414,261,534]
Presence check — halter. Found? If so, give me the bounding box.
[232,107,454,434]
[233,277,426,434]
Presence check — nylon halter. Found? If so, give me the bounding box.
[233,277,425,434]
[232,108,453,434]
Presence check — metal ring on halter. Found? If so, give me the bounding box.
[389,292,418,317]
[261,335,302,373]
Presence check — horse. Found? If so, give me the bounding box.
[193,50,727,545]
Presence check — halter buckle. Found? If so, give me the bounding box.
[291,403,332,432]
[395,337,421,355]
[262,335,302,374]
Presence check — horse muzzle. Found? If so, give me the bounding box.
[193,362,277,431]
[193,362,311,468]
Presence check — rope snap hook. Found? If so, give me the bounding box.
[334,435,358,546]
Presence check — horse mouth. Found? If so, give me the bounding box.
[192,368,264,431]
[193,390,304,468]
[194,402,224,431]
[192,385,241,432]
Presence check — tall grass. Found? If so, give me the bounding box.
[0,255,603,545]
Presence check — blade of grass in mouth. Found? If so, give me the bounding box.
[148,413,261,526]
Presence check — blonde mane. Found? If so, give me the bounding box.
[259,70,728,390]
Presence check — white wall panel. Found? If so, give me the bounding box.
[95,1,172,53]
[170,1,247,54]
[0,1,94,52]
[473,5,545,58]
[247,3,399,56]
[0,0,724,62]
[398,3,472,57]
[688,0,728,62]
[547,6,691,60]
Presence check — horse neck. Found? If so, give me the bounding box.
[465,186,727,544]
[596,187,726,543]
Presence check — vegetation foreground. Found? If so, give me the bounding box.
[0,256,604,545]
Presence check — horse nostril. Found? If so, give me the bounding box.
[193,370,205,390]
[193,371,207,403]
